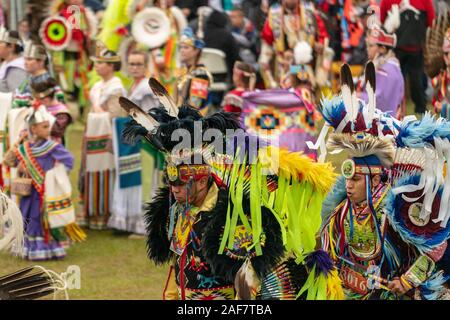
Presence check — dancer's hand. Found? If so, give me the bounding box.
[388,277,410,295]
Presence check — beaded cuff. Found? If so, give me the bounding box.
[402,255,435,287]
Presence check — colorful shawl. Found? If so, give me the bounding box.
[241,89,319,155]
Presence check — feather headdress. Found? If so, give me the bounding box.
[327,133,395,169]
[308,62,400,167]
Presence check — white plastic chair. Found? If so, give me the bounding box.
[199,48,230,92]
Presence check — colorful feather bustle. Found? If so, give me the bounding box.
[386,175,450,253]
[392,114,450,229]
[215,144,339,299]
[259,258,308,300]
[98,0,133,51]
[396,113,439,148]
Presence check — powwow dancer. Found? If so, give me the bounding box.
[259,0,328,89]
[176,27,212,115]
[359,26,404,118]
[12,41,65,110]
[46,0,97,114]
[240,42,320,157]
[127,50,164,211]
[120,77,343,300]
[222,61,256,114]
[79,42,126,230]
[0,26,26,93]
[3,106,85,261]
[314,62,450,299]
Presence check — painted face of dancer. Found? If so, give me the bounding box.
[31,121,51,140]
[345,173,381,204]
[170,177,209,207]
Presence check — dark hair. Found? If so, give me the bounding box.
[231,6,244,14]
[128,49,149,65]
[234,61,255,89]
[30,77,57,99]
[7,31,22,54]
[111,60,122,72]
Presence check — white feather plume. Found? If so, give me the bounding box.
[384,4,400,34]
[294,41,313,65]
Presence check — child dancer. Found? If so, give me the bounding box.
[4,106,79,260]
[30,77,72,144]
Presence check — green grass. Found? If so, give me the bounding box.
[0,230,167,299]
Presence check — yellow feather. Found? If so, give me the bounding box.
[326,269,345,300]
[258,146,338,195]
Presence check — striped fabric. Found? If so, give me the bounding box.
[84,170,115,230]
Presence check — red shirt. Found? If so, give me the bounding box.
[380,0,435,27]
[222,88,245,113]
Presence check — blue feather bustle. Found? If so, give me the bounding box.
[396,113,436,148]
[395,113,450,148]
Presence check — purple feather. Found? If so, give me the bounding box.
[305,250,335,276]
